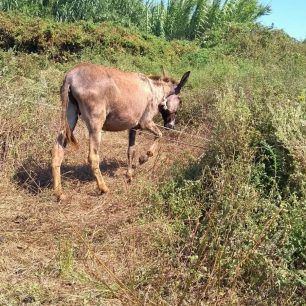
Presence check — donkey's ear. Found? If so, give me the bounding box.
[175,71,190,94]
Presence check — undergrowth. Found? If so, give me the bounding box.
[142,58,306,304]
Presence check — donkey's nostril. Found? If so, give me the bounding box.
[165,123,175,129]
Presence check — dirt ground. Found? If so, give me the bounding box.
[0,122,202,305]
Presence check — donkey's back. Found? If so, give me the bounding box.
[64,64,154,132]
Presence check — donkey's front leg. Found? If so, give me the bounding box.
[139,122,162,164]
[126,129,137,181]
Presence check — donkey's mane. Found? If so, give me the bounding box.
[149,75,177,85]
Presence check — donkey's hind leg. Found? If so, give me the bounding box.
[51,133,66,201]
[88,129,109,194]
[51,100,78,201]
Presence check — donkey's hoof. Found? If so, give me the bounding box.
[147,150,154,157]
[139,155,149,164]
[56,193,67,202]
[126,170,134,183]
[100,186,109,194]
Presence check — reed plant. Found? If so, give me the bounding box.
[0,0,270,40]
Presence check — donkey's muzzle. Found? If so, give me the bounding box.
[165,122,175,129]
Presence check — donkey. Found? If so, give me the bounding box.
[51,63,190,200]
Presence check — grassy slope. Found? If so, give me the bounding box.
[0,12,305,304]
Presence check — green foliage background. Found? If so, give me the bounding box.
[0,0,270,40]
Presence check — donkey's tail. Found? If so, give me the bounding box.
[60,79,78,148]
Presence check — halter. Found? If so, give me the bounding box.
[160,96,168,110]
[160,83,176,111]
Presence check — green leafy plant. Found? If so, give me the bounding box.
[0,0,271,41]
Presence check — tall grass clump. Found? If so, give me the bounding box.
[0,0,147,26]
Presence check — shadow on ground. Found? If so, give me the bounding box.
[13,157,126,194]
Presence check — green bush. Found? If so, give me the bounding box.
[142,43,306,303]
[0,12,199,64]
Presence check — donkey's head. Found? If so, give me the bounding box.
[159,71,190,129]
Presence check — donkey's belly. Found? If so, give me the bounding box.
[102,113,139,132]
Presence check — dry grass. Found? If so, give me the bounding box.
[0,98,203,305]
[0,48,207,303]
